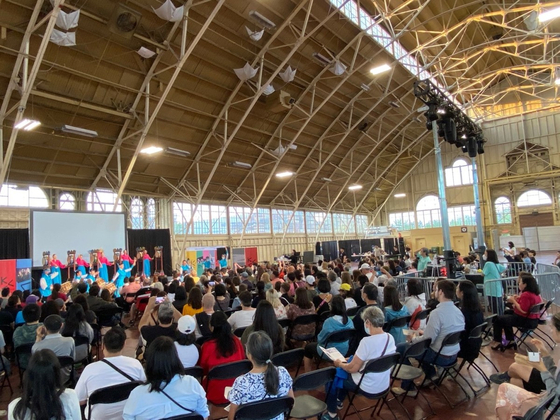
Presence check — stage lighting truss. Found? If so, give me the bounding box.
[414,79,485,157]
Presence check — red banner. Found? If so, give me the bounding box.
[0,260,16,293]
[245,247,258,267]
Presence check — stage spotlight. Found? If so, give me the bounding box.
[476,134,485,154]
[467,136,477,158]
[443,118,457,144]
[462,143,468,153]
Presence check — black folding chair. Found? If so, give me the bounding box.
[88,381,143,419]
[455,323,490,395]
[163,414,204,420]
[0,346,12,394]
[0,324,14,355]
[390,338,434,419]
[278,318,291,329]
[342,353,401,420]
[383,315,412,333]
[480,314,499,372]
[73,334,91,364]
[412,308,431,326]
[205,360,252,406]
[514,302,545,350]
[534,299,555,349]
[14,342,33,384]
[271,348,304,377]
[512,391,555,420]
[95,306,124,327]
[234,396,294,420]
[347,306,360,317]
[290,367,336,419]
[58,356,76,388]
[234,327,247,338]
[417,330,469,408]
[184,366,204,383]
[287,314,319,342]
[316,329,356,368]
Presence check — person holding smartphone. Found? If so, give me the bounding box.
[138,297,182,349]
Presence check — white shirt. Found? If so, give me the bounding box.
[227,309,256,331]
[123,374,209,420]
[344,298,357,310]
[174,342,199,368]
[9,389,81,420]
[75,355,146,420]
[404,293,427,329]
[352,333,396,394]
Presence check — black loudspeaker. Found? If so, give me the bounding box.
[467,137,477,158]
[443,118,457,144]
[477,140,485,155]
[315,242,322,256]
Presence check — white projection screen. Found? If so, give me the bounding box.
[30,210,127,267]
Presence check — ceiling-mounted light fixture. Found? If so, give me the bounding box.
[140,146,163,155]
[249,10,276,29]
[61,125,98,137]
[389,101,400,108]
[15,119,41,131]
[276,171,293,178]
[165,147,190,157]
[312,52,332,66]
[321,177,332,182]
[539,6,560,22]
[553,68,560,85]
[348,185,362,191]
[394,193,406,198]
[232,161,252,169]
[370,64,391,75]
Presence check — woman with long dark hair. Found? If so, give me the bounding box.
[383,285,409,344]
[286,288,316,341]
[199,311,245,405]
[228,331,294,420]
[182,286,203,316]
[303,295,354,372]
[251,281,266,308]
[61,304,94,362]
[241,300,285,354]
[482,249,506,315]
[9,349,81,419]
[123,336,209,420]
[456,280,484,361]
[492,272,542,351]
[172,286,188,313]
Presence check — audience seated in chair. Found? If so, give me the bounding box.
[383,285,410,345]
[241,300,285,355]
[456,281,484,361]
[75,327,146,420]
[8,349,81,420]
[227,331,293,420]
[227,291,255,331]
[174,315,199,369]
[13,304,42,370]
[139,298,182,349]
[123,336,209,420]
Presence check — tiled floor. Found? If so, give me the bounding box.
[0,251,556,419]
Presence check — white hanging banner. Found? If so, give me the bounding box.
[153,0,184,22]
[50,29,76,47]
[56,9,80,31]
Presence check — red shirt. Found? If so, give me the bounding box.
[515,291,542,319]
[199,336,245,404]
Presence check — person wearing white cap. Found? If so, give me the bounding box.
[305,275,317,301]
[175,315,199,368]
[360,263,374,283]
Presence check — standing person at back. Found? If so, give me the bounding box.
[482,249,506,315]
[75,327,146,420]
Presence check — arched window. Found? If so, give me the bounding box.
[130,198,144,229]
[444,158,473,187]
[416,195,441,228]
[147,199,156,229]
[59,193,75,211]
[517,190,552,207]
[86,189,123,212]
[0,184,49,208]
[495,197,512,224]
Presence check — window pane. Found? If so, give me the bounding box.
[147,199,156,229]
[305,212,319,234]
[518,190,552,207]
[173,202,192,235]
[257,208,271,234]
[210,205,228,235]
[193,205,210,235]
[59,193,75,211]
[130,199,144,229]
[0,184,49,208]
[87,190,122,212]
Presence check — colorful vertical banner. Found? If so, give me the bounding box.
[0,259,16,292]
[16,259,32,292]
[245,247,258,266]
[232,248,245,267]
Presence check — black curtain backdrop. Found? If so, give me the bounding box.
[321,241,338,262]
[360,239,381,253]
[338,240,360,256]
[127,229,172,276]
[0,229,29,260]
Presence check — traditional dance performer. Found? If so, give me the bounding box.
[97,249,112,282]
[75,254,89,275]
[112,261,133,297]
[181,259,191,274]
[142,249,152,277]
[219,252,228,269]
[121,249,136,271]
[40,267,58,298]
[49,254,66,285]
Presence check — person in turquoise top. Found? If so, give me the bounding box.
[113,261,133,297]
[482,249,506,315]
[181,259,191,273]
[219,253,228,269]
[383,285,410,344]
[39,267,57,298]
[303,296,354,372]
[417,248,432,273]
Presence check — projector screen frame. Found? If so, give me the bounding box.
[30,209,128,269]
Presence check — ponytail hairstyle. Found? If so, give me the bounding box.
[246,331,279,395]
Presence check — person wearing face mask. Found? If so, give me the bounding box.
[482,249,506,315]
[321,306,395,420]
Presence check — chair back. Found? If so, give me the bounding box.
[528,302,545,317]
[293,366,336,392]
[88,381,143,417]
[278,318,291,329]
[234,327,247,338]
[15,343,33,367]
[433,330,464,360]
[468,322,487,340]
[383,315,411,332]
[517,391,555,420]
[323,329,356,352]
[234,396,294,420]
[362,353,401,375]
[320,311,332,322]
[402,337,432,360]
[290,314,320,341]
[347,306,360,317]
[95,307,124,327]
[206,360,252,382]
[0,324,13,346]
[163,414,204,420]
[183,366,204,383]
[271,348,304,371]
[414,309,431,321]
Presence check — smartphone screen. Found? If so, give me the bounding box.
[155,297,165,304]
[209,281,216,287]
